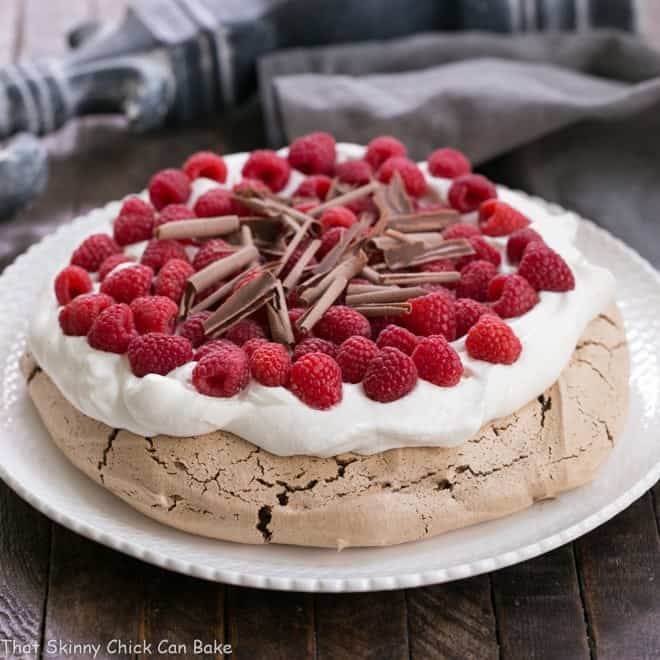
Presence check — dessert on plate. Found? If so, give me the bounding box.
[23,133,628,548]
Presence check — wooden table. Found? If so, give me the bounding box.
[1,2,659,658]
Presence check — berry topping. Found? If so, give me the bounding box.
[376,324,418,355]
[128,333,193,377]
[113,197,155,246]
[192,239,234,271]
[250,342,291,387]
[193,348,251,397]
[427,147,471,179]
[87,303,137,354]
[225,319,266,346]
[242,150,291,192]
[287,132,336,175]
[518,242,575,292]
[293,337,337,362]
[154,258,195,304]
[178,311,211,347]
[140,239,188,273]
[448,174,497,213]
[362,347,418,403]
[479,199,530,236]
[100,264,153,304]
[294,175,332,201]
[466,315,522,364]
[194,339,240,362]
[456,259,498,302]
[487,274,539,318]
[54,265,93,305]
[412,335,463,387]
[71,233,121,272]
[336,336,379,383]
[153,203,196,230]
[98,254,135,281]
[401,293,456,340]
[58,293,114,336]
[377,156,426,197]
[506,227,543,264]
[289,353,343,410]
[242,337,269,358]
[335,159,373,186]
[317,226,346,259]
[455,236,502,271]
[442,223,481,240]
[148,169,191,210]
[182,151,227,182]
[365,136,406,169]
[288,308,312,343]
[319,206,358,233]
[313,306,371,344]
[130,295,178,334]
[454,298,493,338]
[193,188,234,218]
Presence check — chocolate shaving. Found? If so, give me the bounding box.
[346,286,427,306]
[360,265,382,284]
[186,270,248,315]
[387,209,458,233]
[385,238,474,270]
[384,228,416,244]
[350,302,412,317]
[298,276,348,332]
[274,217,314,277]
[380,271,460,286]
[155,215,239,240]
[346,283,391,295]
[267,280,294,345]
[282,238,321,290]
[385,171,414,214]
[299,251,368,306]
[310,215,369,278]
[308,181,379,217]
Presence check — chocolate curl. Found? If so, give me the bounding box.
[406,240,475,268]
[298,276,349,332]
[346,283,392,295]
[385,238,474,270]
[360,265,382,284]
[240,195,315,227]
[155,216,240,240]
[307,181,379,217]
[241,224,260,268]
[346,286,427,306]
[384,228,416,244]
[381,271,460,286]
[351,303,412,317]
[311,215,370,278]
[299,250,368,305]
[187,269,251,315]
[282,238,321,290]
[274,217,314,277]
[370,232,446,251]
[387,209,458,233]
[384,171,414,214]
[267,280,295,345]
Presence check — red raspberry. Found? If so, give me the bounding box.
[192,239,233,272]
[427,147,471,179]
[488,274,538,318]
[243,337,269,358]
[153,204,196,231]
[141,239,188,273]
[455,236,502,271]
[293,337,337,362]
[250,342,291,387]
[87,303,137,354]
[100,264,153,304]
[59,293,114,336]
[289,353,342,409]
[193,349,250,397]
[401,293,456,340]
[346,194,377,217]
[194,339,240,361]
[319,206,358,234]
[54,265,92,305]
[455,298,493,338]
[232,178,271,216]
[442,223,481,240]
[369,315,399,340]
[365,136,406,169]
[294,175,333,201]
[113,197,155,246]
[287,132,336,175]
[456,260,498,301]
[506,227,543,264]
[335,159,373,186]
[317,226,346,259]
[448,174,497,213]
[479,199,530,237]
[417,258,456,275]
[128,333,193,377]
[377,156,426,197]
[518,242,575,292]
[155,258,194,304]
[225,319,266,346]
[148,169,191,210]
[336,336,379,383]
[466,315,522,364]
[376,324,418,355]
[313,306,371,344]
[193,188,234,218]
[242,150,291,192]
[412,335,463,387]
[71,233,121,272]
[182,151,227,183]
[178,311,211,347]
[363,347,418,403]
[288,308,313,344]
[98,254,135,281]
[129,295,178,334]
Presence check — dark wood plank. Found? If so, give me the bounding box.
[491,544,589,660]
[407,575,499,660]
[575,492,660,660]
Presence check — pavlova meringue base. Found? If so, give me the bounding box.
[22,305,628,548]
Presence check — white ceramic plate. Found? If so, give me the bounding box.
[1,195,659,593]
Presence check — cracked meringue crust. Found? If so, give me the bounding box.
[22,304,628,548]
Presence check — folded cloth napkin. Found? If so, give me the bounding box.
[259,30,660,266]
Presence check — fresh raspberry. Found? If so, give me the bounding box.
[113,197,155,246]
[148,169,191,210]
[334,336,379,384]
[506,227,543,264]
[54,265,92,305]
[59,293,114,336]
[317,226,346,259]
[287,132,336,175]
[456,260,498,302]
[250,342,291,387]
[319,206,358,234]
[412,335,463,387]
[193,349,251,397]
[194,339,240,361]
[369,315,399,340]
[454,298,493,338]
[193,188,234,218]
[243,337,269,358]
[153,204,196,230]
[100,264,153,304]
[242,150,291,192]
[192,239,233,272]
[448,174,497,213]
[466,315,522,364]
[154,258,194,304]
[225,319,266,346]
[417,258,456,274]
[129,295,178,334]
[231,178,271,216]
[141,239,188,273]
[313,306,371,344]
[289,308,313,344]
[128,333,193,377]
[182,151,227,183]
[87,303,137,354]
[294,175,333,201]
[71,233,121,272]
[362,347,418,403]
[421,283,456,297]
[178,311,211,347]
[346,194,377,217]
[294,202,317,215]
[427,147,471,179]
[293,337,338,362]
[365,136,406,169]
[479,199,530,237]
[99,254,135,281]
[401,293,456,340]
[518,242,575,292]
[488,274,538,318]
[377,156,426,197]
[442,223,481,240]
[335,159,373,186]
[289,353,342,409]
[455,236,502,271]
[376,324,418,355]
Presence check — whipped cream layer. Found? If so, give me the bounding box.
[29,144,616,457]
